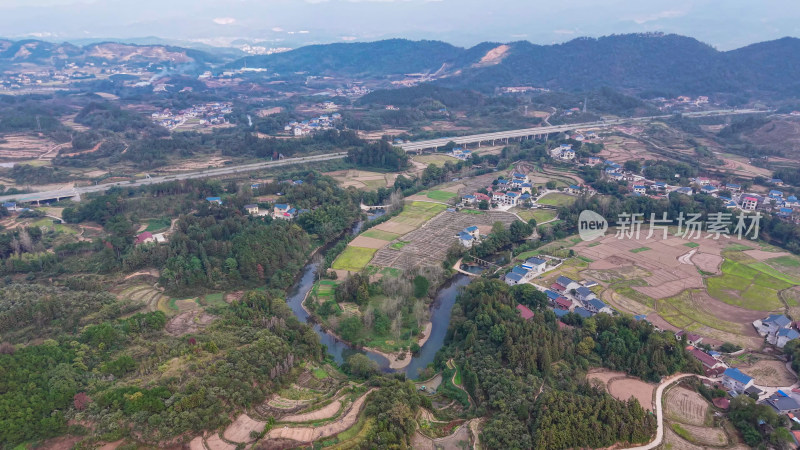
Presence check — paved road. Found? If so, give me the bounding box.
[628,373,710,450]
[398,109,768,152]
[0,152,348,204]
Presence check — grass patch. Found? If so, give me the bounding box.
[705,258,795,310]
[537,193,576,207]
[361,229,400,241]
[578,256,594,263]
[390,241,410,250]
[332,247,378,272]
[412,154,457,167]
[31,218,76,234]
[312,368,329,379]
[630,247,651,253]
[768,255,800,268]
[145,218,171,232]
[515,208,557,223]
[379,267,402,277]
[671,423,692,441]
[661,290,741,334]
[461,209,486,215]
[683,242,700,248]
[424,190,457,202]
[202,293,227,308]
[391,201,447,227]
[453,367,462,386]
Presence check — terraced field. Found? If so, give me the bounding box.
[116,284,165,312]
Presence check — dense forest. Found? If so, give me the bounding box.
[441,279,698,449]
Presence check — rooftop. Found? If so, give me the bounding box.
[723,368,753,385]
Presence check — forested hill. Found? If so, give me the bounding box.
[231,39,463,76]
[229,33,800,97]
[442,34,800,96]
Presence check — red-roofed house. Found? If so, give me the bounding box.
[551,282,566,293]
[689,348,725,370]
[516,304,534,320]
[474,193,491,202]
[555,297,572,310]
[742,196,758,211]
[135,232,154,245]
[712,398,730,410]
[676,330,703,346]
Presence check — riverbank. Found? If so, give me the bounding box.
[301,280,435,370]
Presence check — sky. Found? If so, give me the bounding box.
[1,0,799,50]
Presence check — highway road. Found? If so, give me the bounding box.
[397,109,768,152]
[0,152,348,204]
[0,108,768,205]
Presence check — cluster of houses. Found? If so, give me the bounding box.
[504,256,548,285]
[540,276,613,319]
[592,155,800,221]
[150,102,233,130]
[753,314,800,348]
[284,113,341,136]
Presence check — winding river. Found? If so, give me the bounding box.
[285,216,472,378]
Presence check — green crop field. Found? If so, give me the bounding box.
[361,229,401,241]
[392,201,447,226]
[659,290,742,334]
[705,257,797,310]
[424,190,457,201]
[390,241,410,250]
[537,193,576,207]
[683,242,700,248]
[515,208,557,223]
[332,246,378,272]
[412,154,458,167]
[630,247,651,253]
[146,218,171,232]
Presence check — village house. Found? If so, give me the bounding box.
[776,328,800,348]
[764,394,800,414]
[458,226,481,248]
[516,304,534,320]
[566,185,582,195]
[505,265,533,286]
[676,330,703,346]
[726,183,742,192]
[521,183,533,195]
[701,185,718,195]
[522,256,547,274]
[273,203,296,220]
[574,307,593,319]
[556,276,580,292]
[555,297,572,310]
[586,298,612,314]
[462,194,476,205]
[244,204,259,215]
[135,232,155,245]
[741,196,759,211]
[687,347,726,371]
[754,314,792,336]
[722,368,754,392]
[206,197,223,205]
[633,185,646,195]
[575,286,596,302]
[450,147,471,160]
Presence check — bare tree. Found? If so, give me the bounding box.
[363,305,375,329]
[18,228,33,253]
[389,189,404,213]
[412,299,428,327]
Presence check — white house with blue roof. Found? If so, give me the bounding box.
[586,298,612,314]
[776,328,800,348]
[754,314,792,336]
[556,276,580,292]
[633,185,646,195]
[786,195,799,207]
[722,368,754,392]
[769,190,784,200]
[701,185,718,195]
[505,265,533,286]
[576,286,596,302]
[522,257,547,274]
[206,197,222,205]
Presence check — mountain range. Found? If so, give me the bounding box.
[2,33,800,98]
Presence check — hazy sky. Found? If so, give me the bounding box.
[1,0,799,50]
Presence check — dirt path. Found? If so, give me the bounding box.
[280,398,342,423]
[265,388,376,443]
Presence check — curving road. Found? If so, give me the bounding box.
[0,152,348,204]
[628,373,706,450]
